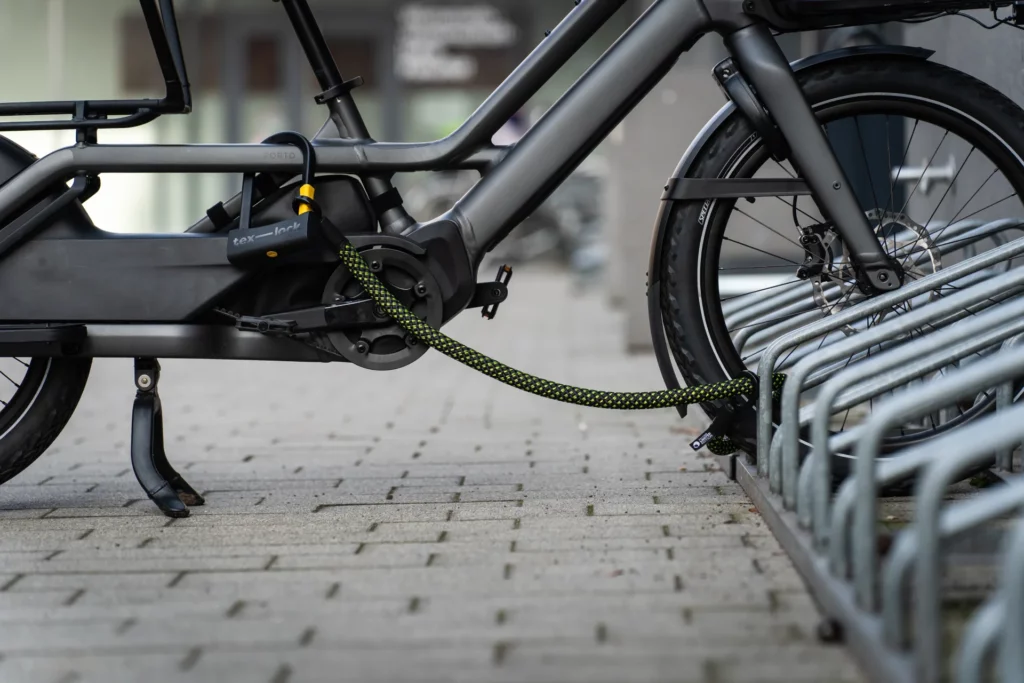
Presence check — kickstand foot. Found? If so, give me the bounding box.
[130,359,202,518]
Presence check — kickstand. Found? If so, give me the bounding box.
[130,358,204,518]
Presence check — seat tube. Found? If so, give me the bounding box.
[279,0,415,235]
[725,23,900,292]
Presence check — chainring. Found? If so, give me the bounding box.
[322,246,442,371]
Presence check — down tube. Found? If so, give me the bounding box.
[451,0,712,262]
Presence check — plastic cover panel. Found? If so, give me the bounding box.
[772,0,994,18]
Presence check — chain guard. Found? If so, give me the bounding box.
[322,246,442,370]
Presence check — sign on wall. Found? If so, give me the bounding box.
[123,4,528,95]
[396,4,525,86]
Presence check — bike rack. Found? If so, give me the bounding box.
[0,0,192,133]
[956,512,1024,683]
[710,218,1024,682]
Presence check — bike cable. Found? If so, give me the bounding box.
[336,241,785,456]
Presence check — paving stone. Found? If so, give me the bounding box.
[0,553,273,574]
[0,653,188,683]
[0,269,860,682]
[0,597,241,624]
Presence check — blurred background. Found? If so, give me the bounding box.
[0,0,634,243]
[0,0,1012,351]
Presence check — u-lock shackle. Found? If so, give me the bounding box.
[261,131,319,216]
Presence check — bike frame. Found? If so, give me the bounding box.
[0,0,990,362]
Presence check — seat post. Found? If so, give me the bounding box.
[278,0,348,101]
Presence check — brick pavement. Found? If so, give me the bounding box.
[0,267,861,683]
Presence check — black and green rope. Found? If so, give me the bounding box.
[338,243,784,455]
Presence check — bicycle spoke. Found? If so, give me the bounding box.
[854,116,882,213]
[740,289,855,362]
[771,161,824,227]
[953,193,1019,223]
[0,369,22,389]
[884,115,895,256]
[729,278,857,335]
[776,334,807,369]
[733,207,805,250]
[886,118,920,218]
[898,130,949,217]
[925,145,975,228]
[900,146,976,268]
[775,159,797,179]
[720,278,806,301]
[731,310,825,334]
[907,226,1021,258]
[830,345,861,431]
[839,405,853,433]
[718,265,799,271]
[774,195,821,228]
[721,237,802,265]
[945,167,998,228]
[824,288,856,316]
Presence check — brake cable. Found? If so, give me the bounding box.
[336,241,785,456]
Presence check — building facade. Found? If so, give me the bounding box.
[0,0,634,233]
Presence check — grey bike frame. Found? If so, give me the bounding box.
[0,0,896,285]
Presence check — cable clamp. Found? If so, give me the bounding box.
[314,77,365,105]
[691,371,760,451]
[739,370,759,403]
[691,404,737,452]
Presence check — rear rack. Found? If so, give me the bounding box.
[0,0,191,137]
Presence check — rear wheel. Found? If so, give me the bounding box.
[0,357,91,484]
[659,56,1024,470]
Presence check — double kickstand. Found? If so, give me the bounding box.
[130,358,204,518]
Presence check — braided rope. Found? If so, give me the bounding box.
[338,243,783,454]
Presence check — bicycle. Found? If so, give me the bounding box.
[0,0,1022,516]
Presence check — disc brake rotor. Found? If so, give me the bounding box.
[808,209,941,336]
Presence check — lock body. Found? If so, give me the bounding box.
[225,131,345,267]
[226,211,325,266]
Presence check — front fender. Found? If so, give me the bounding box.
[646,45,934,405]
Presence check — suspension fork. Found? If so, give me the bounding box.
[725,24,901,292]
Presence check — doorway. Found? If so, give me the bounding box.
[219,9,400,146]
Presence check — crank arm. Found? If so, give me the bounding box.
[250,277,511,335]
[258,300,387,333]
[272,300,384,332]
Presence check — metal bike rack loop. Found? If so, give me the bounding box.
[710,219,1024,683]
